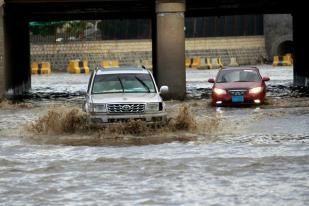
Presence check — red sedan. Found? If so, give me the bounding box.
[208,67,270,106]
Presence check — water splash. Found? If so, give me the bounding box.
[24,104,223,146]
[27,106,89,135]
[0,98,33,109]
[168,104,197,131]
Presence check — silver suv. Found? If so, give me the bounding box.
[84,67,168,125]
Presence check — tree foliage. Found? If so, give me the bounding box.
[29,21,87,37]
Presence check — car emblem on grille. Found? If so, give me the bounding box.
[121,105,132,111]
[229,90,245,96]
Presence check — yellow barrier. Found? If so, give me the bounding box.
[31,62,51,74]
[100,60,110,68]
[217,57,224,68]
[191,57,201,69]
[211,58,220,69]
[273,54,293,66]
[199,57,207,69]
[185,58,192,68]
[111,60,120,68]
[205,58,212,69]
[100,60,120,68]
[67,60,90,74]
[187,57,223,69]
[199,57,224,69]
[285,53,293,64]
[283,54,293,66]
[229,57,239,67]
[209,58,224,69]
[272,56,280,66]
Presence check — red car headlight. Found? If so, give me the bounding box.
[249,87,263,94]
[213,88,227,95]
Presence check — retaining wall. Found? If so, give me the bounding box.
[31,36,266,70]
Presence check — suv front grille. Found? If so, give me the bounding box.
[108,104,145,113]
[228,89,247,96]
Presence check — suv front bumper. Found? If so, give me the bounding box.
[89,112,167,125]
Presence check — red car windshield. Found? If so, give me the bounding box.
[216,69,261,83]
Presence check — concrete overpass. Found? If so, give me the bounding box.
[0,0,307,100]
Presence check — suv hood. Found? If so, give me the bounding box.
[90,93,162,104]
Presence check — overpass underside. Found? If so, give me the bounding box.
[0,0,308,99]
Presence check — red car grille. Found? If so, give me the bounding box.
[228,89,247,96]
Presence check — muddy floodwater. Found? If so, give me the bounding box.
[0,65,309,205]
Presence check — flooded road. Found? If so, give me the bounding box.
[1,65,309,205]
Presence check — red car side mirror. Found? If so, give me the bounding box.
[262,77,270,81]
[208,78,215,83]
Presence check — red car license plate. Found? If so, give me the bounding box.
[232,96,244,102]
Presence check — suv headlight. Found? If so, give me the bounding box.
[146,102,159,112]
[89,103,107,113]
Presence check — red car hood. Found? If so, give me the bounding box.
[214,82,262,89]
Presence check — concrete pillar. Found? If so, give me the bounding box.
[0,5,5,97]
[154,0,186,100]
[293,13,309,86]
[4,7,31,97]
[152,13,157,81]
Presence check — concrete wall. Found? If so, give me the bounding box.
[31,36,266,70]
[264,14,293,59]
[185,36,266,65]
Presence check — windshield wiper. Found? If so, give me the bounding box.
[117,76,125,93]
[135,76,150,93]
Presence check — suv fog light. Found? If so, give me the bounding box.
[254,99,261,104]
[216,101,223,104]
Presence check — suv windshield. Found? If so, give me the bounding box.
[92,73,156,94]
[216,69,261,83]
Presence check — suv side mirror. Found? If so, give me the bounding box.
[160,86,169,94]
[208,78,215,83]
[262,77,270,81]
